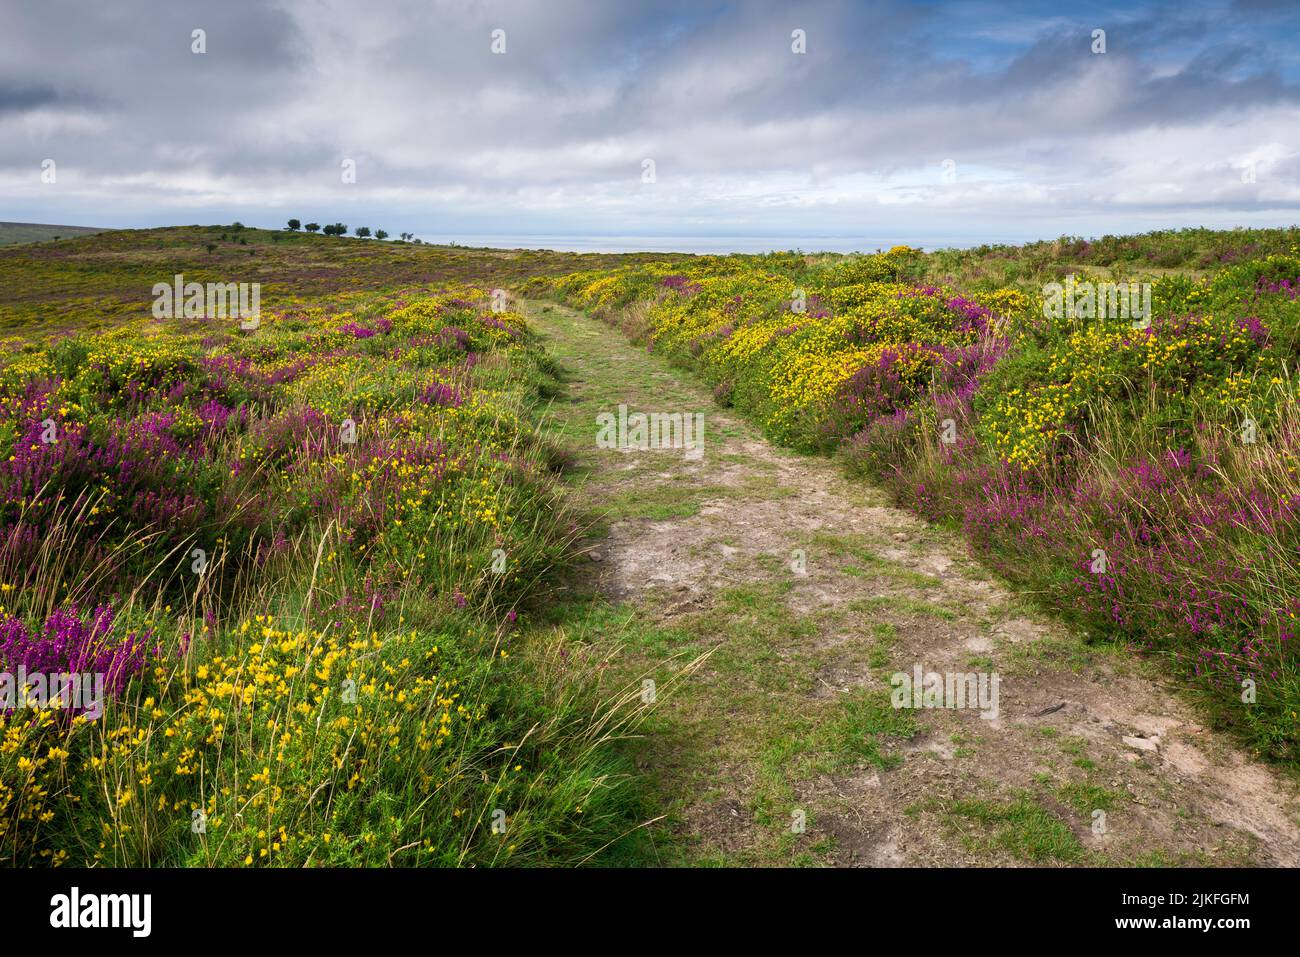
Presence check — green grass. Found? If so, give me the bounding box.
[0,221,106,246]
[938,793,1085,863]
[1058,781,1123,815]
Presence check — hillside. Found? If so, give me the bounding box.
[0,225,691,337]
[0,222,107,246]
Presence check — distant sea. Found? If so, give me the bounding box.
[413,234,1024,254]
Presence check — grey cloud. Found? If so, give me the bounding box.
[0,82,98,114]
[2,0,1297,240]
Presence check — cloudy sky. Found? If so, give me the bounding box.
[3,0,1299,250]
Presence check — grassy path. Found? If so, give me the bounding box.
[523,298,1300,867]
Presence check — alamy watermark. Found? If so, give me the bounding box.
[49,887,150,937]
[152,273,261,328]
[891,664,1000,720]
[1,668,105,719]
[1042,276,1151,327]
[596,404,705,459]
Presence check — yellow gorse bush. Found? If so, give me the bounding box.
[70,617,481,866]
[538,250,1018,446]
[980,307,1279,467]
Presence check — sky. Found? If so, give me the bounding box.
[3,0,1300,251]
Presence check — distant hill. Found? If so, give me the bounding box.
[0,221,109,245]
[0,223,694,337]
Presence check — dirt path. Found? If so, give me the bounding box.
[524,298,1300,867]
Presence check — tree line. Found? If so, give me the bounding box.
[284,220,419,242]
